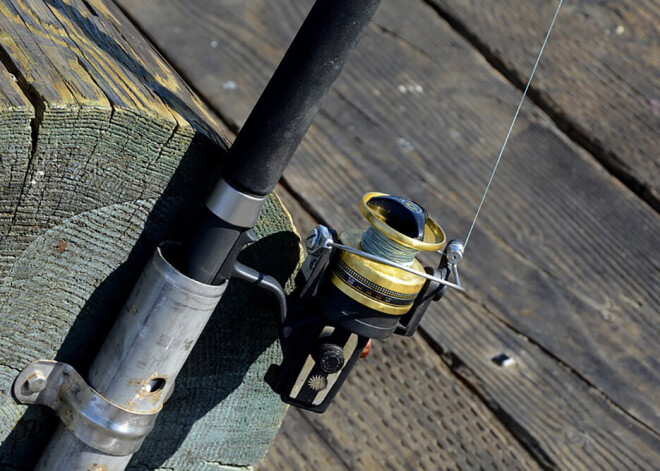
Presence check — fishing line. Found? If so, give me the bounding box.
[361,226,419,266]
[463,0,564,250]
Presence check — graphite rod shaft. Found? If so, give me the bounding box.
[180,0,383,284]
[224,0,383,197]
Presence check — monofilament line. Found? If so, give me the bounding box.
[463,0,564,250]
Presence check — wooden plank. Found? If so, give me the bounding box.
[426,0,660,209]
[256,408,349,471]
[422,295,660,470]
[0,1,296,469]
[258,334,541,471]
[116,0,660,466]
[0,0,224,276]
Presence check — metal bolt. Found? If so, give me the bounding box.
[446,239,465,265]
[25,371,47,393]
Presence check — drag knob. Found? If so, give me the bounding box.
[367,195,427,240]
[315,343,345,374]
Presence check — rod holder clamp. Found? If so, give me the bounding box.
[14,360,159,456]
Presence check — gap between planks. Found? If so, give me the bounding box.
[419,0,660,213]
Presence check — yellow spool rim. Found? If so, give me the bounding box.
[360,192,446,252]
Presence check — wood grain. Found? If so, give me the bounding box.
[427,0,660,209]
[259,334,541,471]
[0,0,226,278]
[116,0,660,466]
[0,65,33,275]
[423,294,660,470]
[257,407,348,471]
[0,0,296,469]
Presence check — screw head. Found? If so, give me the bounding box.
[25,371,47,393]
[492,353,516,368]
[315,343,345,374]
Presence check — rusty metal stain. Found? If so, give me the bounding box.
[147,386,164,406]
[88,464,107,471]
[57,239,68,253]
[126,373,168,408]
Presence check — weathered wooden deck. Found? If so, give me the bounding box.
[1,0,655,468]
[113,0,660,469]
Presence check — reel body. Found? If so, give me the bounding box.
[267,193,462,412]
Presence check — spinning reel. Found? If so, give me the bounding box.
[267,192,464,412]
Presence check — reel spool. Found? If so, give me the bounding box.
[331,193,446,316]
[268,192,463,412]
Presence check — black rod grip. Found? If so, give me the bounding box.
[223,0,382,196]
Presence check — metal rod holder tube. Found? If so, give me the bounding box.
[35,242,227,470]
[35,425,133,471]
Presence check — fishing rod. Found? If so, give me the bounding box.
[11,0,562,467]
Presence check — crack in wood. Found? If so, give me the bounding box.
[0,46,41,241]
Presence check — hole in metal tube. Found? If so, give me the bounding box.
[147,378,166,393]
